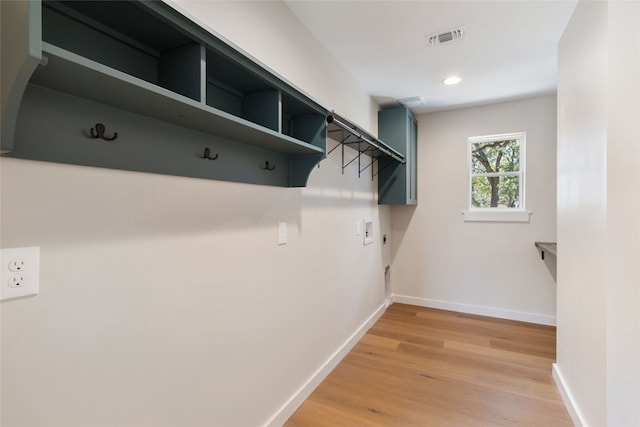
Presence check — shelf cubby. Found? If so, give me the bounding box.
[282,93,327,151]
[206,48,280,131]
[42,0,202,101]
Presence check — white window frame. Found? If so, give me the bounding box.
[463,132,531,223]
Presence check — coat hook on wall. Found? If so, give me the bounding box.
[199,147,219,160]
[90,123,118,141]
[263,161,276,171]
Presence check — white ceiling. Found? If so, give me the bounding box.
[285,1,577,114]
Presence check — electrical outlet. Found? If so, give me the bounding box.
[1,247,40,301]
[8,259,25,271]
[8,273,28,288]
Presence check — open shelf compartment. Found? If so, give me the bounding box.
[42,0,202,101]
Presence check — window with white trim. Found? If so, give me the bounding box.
[465,132,528,222]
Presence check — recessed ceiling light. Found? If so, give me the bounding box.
[443,76,462,85]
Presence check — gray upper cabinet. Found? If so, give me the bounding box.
[1,0,327,187]
[377,107,418,205]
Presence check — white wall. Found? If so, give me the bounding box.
[556,2,608,424]
[391,95,558,324]
[555,1,640,426]
[605,2,640,424]
[0,2,389,426]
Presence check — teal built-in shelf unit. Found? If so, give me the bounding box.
[1,0,411,197]
[378,107,418,205]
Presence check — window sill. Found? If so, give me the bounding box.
[463,210,531,223]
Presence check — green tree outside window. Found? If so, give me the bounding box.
[469,133,525,209]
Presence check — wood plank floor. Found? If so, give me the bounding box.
[285,304,573,427]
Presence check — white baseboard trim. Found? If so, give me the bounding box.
[391,294,556,326]
[263,303,387,427]
[553,363,587,427]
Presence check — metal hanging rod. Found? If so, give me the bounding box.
[326,114,406,164]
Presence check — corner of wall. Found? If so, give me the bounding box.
[552,363,588,427]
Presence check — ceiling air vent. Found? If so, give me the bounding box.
[426,27,465,46]
[398,96,425,107]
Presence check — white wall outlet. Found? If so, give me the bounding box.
[1,247,40,301]
[8,259,25,271]
[8,273,29,288]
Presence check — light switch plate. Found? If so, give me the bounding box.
[1,247,40,301]
[278,222,287,245]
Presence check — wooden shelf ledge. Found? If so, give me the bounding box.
[534,241,557,260]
